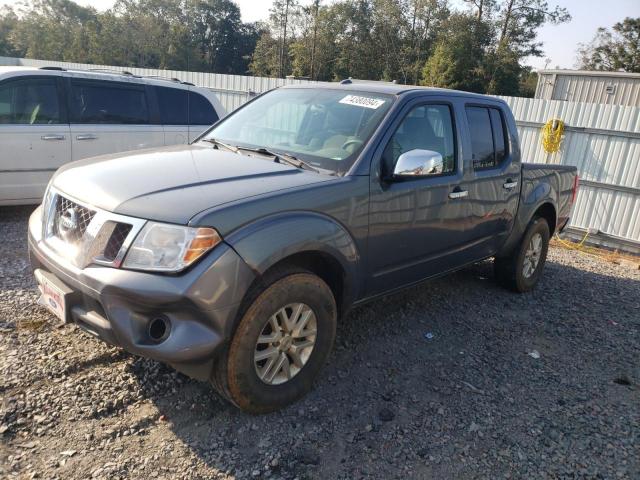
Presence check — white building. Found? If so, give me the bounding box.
[535,69,640,107]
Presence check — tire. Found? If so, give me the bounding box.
[494,217,550,293]
[211,268,337,413]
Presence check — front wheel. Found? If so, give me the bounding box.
[211,270,337,413]
[494,217,550,293]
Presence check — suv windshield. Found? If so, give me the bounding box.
[202,88,394,174]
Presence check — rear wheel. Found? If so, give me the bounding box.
[494,217,550,293]
[211,269,337,413]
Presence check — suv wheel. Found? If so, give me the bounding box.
[494,217,550,293]
[211,269,337,413]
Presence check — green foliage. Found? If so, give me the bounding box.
[421,14,492,92]
[518,67,538,98]
[0,0,580,95]
[0,8,21,57]
[0,0,260,74]
[422,0,570,94]
[577,17,640,73]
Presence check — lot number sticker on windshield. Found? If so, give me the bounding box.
[339,95,385,109]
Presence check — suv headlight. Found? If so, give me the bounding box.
[122,222,221,272]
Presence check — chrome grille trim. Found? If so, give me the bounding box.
[42,187,147,269]
[53,195,96,242]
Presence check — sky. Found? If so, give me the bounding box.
[1,0,638,71]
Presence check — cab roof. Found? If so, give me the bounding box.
[280,80,502,102]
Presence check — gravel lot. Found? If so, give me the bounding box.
[1,205,639,479]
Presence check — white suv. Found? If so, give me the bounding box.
[0,66,226,205]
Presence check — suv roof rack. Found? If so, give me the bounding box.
[144,75,181,82]
[140,75,195,86]
[87,68,140,77]
[39,65,197,86]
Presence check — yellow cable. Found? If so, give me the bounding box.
[553,231,622,261]
[541,119,565,154]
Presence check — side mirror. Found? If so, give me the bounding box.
[393,149,444,178]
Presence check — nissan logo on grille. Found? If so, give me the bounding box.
[58,208,80,241]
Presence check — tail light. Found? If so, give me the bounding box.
[570,175,579,205]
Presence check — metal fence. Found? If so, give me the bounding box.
[2,56,639,252]
[499,96,640,252]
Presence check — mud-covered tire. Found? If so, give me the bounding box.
[494,217,550,293]
[211,269,337,413]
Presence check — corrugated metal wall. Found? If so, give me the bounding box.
[499,96,640,250]
[2,56,639,251]
[536,72,640,107]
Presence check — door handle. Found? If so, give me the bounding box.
[41,134,66,141]
[503,180,518,190]
[449,189,469,199]
[76,134,98,141]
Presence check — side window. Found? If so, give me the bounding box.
[490,108,507,165]
[466,106,509,170]
[382,104,456,176]
[466,107,494,169]
[0,77,61,125]
[70,80,149,124]
[189,92,218,125]
[156,86,188,125]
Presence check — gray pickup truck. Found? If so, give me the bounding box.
[28,82,578,412]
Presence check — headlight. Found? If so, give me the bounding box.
[122,222,222,272]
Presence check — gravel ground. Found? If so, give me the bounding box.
[1,205,639,480]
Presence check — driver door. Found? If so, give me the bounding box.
[367,99,473,296]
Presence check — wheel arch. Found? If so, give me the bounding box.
[224,211,360,330]
[498,198,558,258]
[532,202,557,236]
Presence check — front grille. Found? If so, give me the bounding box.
[103,223,132,261]
[53,195,96,243]
[43,188,146,269]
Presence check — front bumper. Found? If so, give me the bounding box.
[28,206,256,380]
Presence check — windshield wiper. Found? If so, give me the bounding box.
[236,146,319,173]
[201,138,239,154]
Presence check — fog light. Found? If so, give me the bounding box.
[148,316,170,342]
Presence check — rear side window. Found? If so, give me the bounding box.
[0,77,62,124]
[189,92,218,125]
[490,108,507,165]
[70,80,149,124]
[156,86,188,125]
[466,106,509,170]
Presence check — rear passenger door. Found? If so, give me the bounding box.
[67,78,164,161]
[0,75,70,204]
[462,104,520,257]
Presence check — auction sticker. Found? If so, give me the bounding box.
[339,95,385,109]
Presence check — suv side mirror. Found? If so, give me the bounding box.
[393,149,444,178]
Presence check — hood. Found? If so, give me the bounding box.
[52,144,334,224]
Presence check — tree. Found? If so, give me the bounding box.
[482,45,522,95]
[0,0,260,74]
[463,0,496,20]
[421,14,492,92]
[249,30,281,77]
[7,0,98,62]
[577,17,640,73]
[518,67,538,98]
[0,7,21,57]
[496,0,570,56]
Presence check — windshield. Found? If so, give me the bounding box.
[202,88,394,173]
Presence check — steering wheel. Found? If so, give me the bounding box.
[341,139,363,152]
